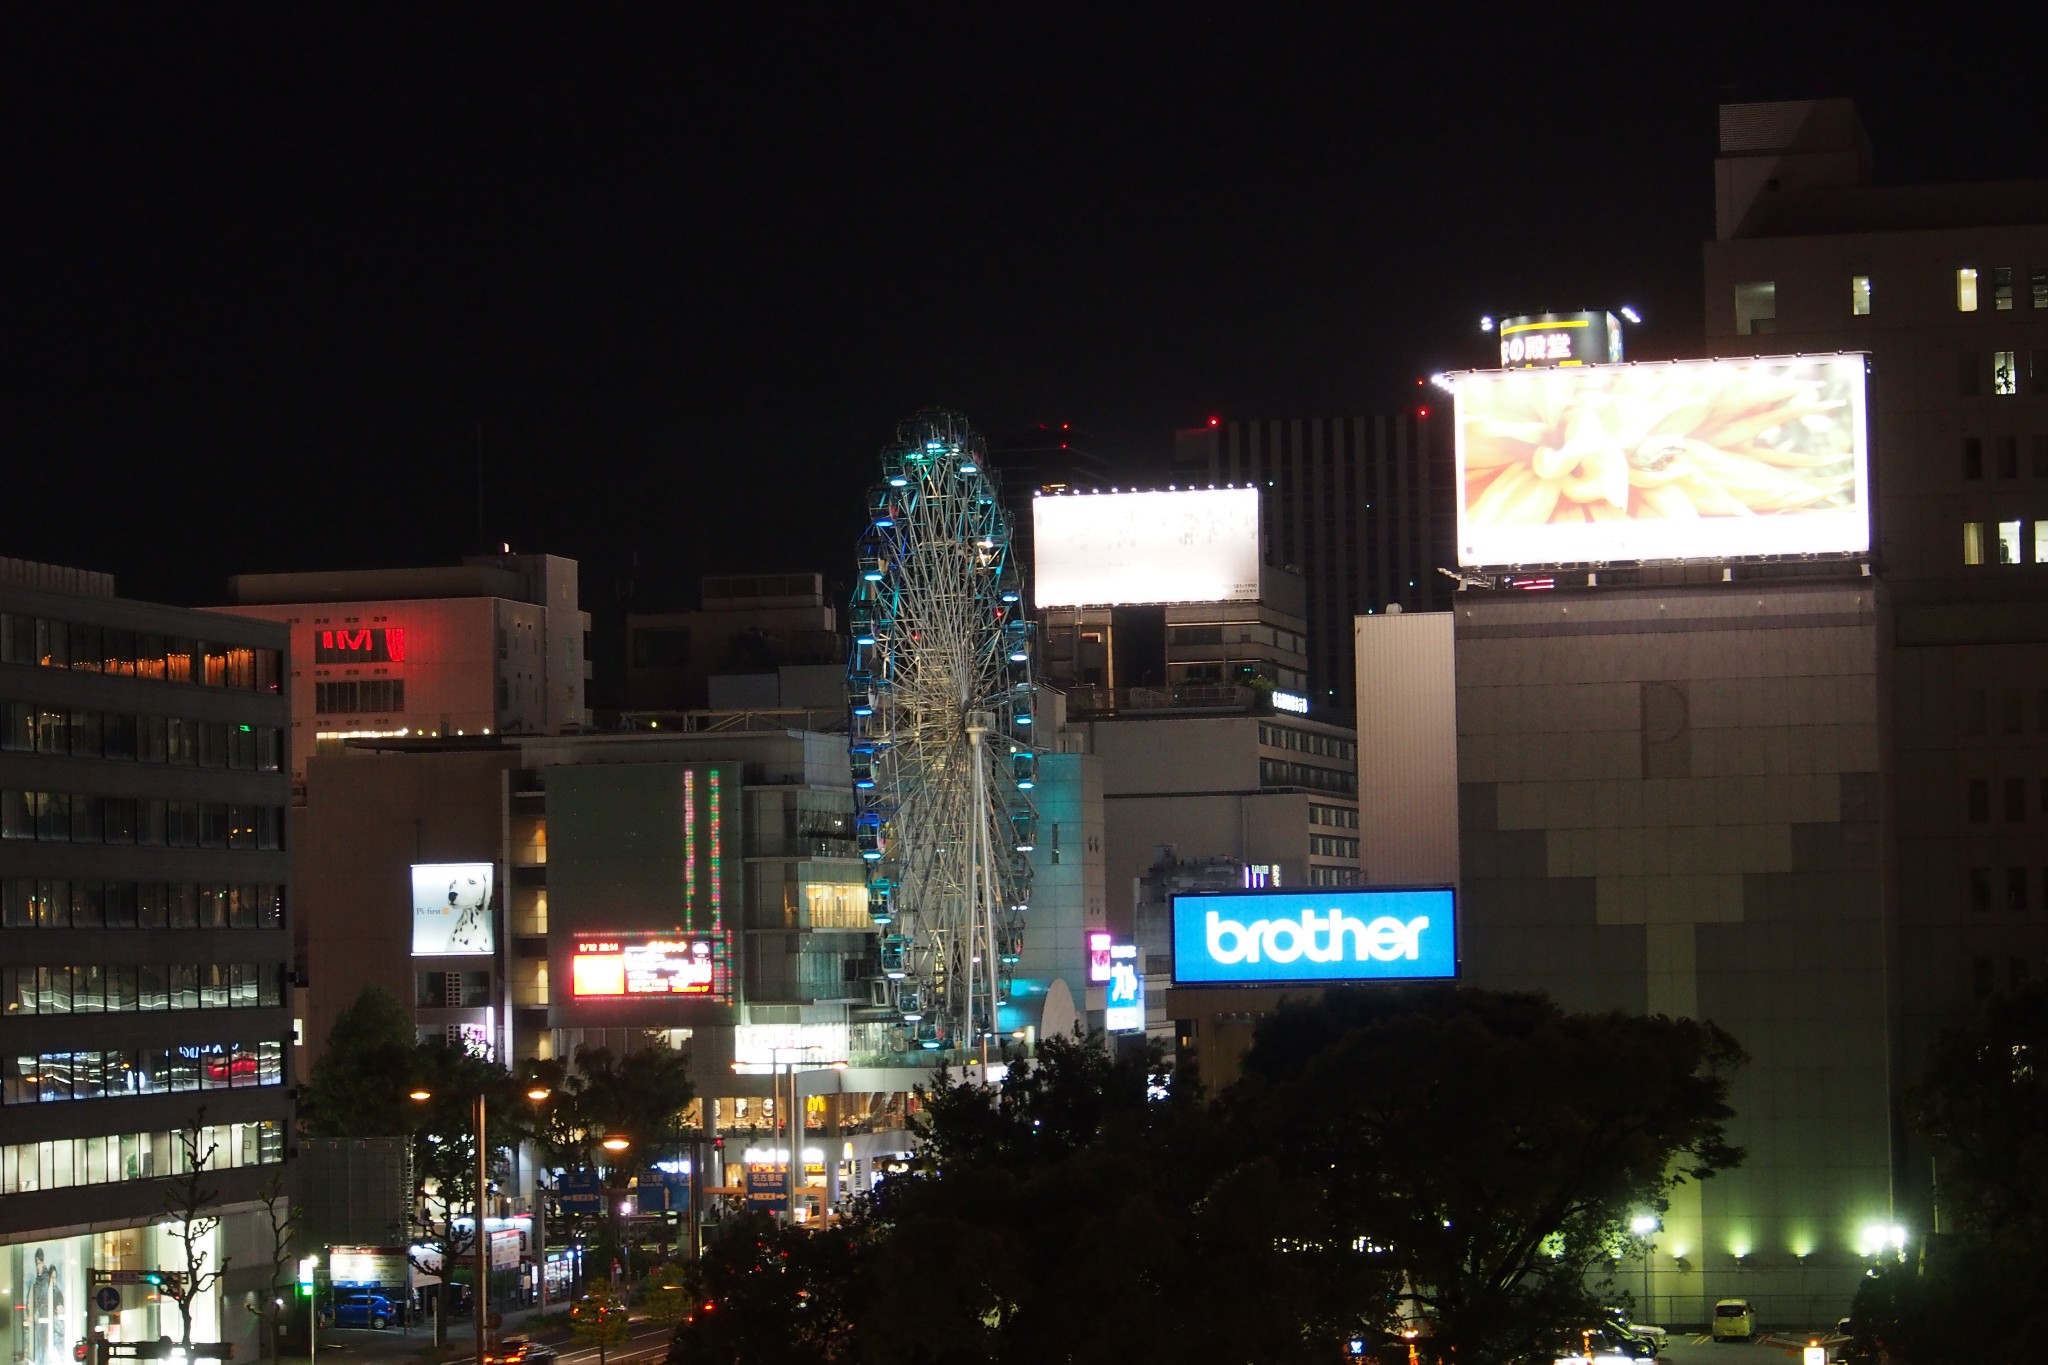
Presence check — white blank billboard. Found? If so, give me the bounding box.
[1033,487,1260,606]
[412,863,495,955]
[1454,355,1870,566]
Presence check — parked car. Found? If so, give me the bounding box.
[323,1293,396,1329]
[1711,1299,1755,1342]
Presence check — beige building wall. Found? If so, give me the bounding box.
[1355,610,1458,887]
[1456,581,1889,1327]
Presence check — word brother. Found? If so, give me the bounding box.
[1204,908,1430,965]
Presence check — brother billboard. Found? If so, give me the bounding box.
[1033,487,1260,607]
[1453,354,1870,567]
[411,863,495,956]
[1171,887,1457,986]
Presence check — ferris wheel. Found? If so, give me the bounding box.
[848,410,1039,1056]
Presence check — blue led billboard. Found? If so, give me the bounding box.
[1170,887,1457,985]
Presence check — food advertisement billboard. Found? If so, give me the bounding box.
[411,863,495,956]
[1171,887,1457,986]
[570,932,729,1001]
[1454,355,1869,567]
[1033,487,1260,607]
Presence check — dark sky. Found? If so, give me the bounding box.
[5,10,2043,614]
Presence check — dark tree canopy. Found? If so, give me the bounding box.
[1856,980,2048,1365]
[1228,986,1745,1363]
[300,984,418,1138]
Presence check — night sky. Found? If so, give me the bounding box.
[5,11,2043,620]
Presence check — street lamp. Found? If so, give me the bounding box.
[409,1083,550,1365]
[1629,1213,1661,1322]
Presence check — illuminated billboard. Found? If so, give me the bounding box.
[1104,942,1144,1032]
[1171,887,1457,986]
[1454,355,1869,567]
[1086,930,1113,983]
[411,863,494,956]
[1497,312,1622,369]
[570,933,730,1001]
[1033,487,1260,607]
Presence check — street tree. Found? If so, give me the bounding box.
[667,1213,859,1365]
[571,1280,633,1365]
[1227,985,1746,1365]
[248,1170,301,1362]
[300,985,416,1138]
[163,1112,231,1350]
[1855,979,2048,1364]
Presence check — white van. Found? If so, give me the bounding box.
[1711,1299,1755,1341]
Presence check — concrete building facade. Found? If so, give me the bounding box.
[0,559,292,1365]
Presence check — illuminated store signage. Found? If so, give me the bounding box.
[1105,942,1144,1032]
[314,626,406,664]
[1272,691,1309,715]
[571,933,725,999]
[411,863,494,956]
[1171,888,1457,985]
[1497,312,1623,369]
[1087,930,1113,983]
[1454,354,1869,567]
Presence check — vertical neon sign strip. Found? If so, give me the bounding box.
[683,770,697,933]
[708,769,723,934]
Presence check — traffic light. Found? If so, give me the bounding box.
[711,1137,724,1152]
[140,1274,163,1288]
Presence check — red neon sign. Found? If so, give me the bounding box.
[314,627,406,664]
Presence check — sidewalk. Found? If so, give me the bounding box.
[280,1304,570,1365]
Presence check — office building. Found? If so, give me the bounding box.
[0,558,292,1364]
[1174,413,1454,713]
[213,553,591,796]
[623,574,841,713]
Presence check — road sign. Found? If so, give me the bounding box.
[558,1170,603,1216]
[94,1286,123,1314]
[745,1166,787,1212]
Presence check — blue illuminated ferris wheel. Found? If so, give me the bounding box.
[847,410,1039,1055]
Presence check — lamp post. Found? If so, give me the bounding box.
[410,1083,549,1365]
[1629,1213,1661,1323]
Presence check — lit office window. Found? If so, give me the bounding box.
[2034,266,2048,309]
[1958,268,1980,311]
[1964,522,1987,565]
[1734,281,1777,335]
[1994,351,2018,395]
[1998,520,2023,563]
[1851,275,1871,315]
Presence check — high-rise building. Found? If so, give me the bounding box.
[1700,94,2048,1215]
[623,573,842,713]
[213,553,591,796]
[1174,413,1454,713]
[1341,97,2048,1325]
[0,558,292,1363]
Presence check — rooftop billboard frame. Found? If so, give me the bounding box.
[1452,354,1870,568]
[1033,486,1261,607]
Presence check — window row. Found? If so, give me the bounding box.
[1,879,283,930]
[1309,804,1360,829]
[1258,758,1358,795]
[1972,956,2030,1000]
[314,679,406,714]
[1961,435,2048,481]
[4,1042,285,1105]
[0,614,280,691]
[1309,834,1361,859]
[1960,777,2048,824]
[2,701,281,770]
[1258,724,1357,762]
[0,792,282,850]
[1957,266,2048,313]
[4,962,286,1015]
[1959,520,2048,566]
[1307,865,1363,886]
[1960,690,2048,738]
[0,1120,283,1197]
[1967,866,2048,912]
[1959,350,2036,398]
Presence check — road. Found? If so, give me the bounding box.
[306,1319,673,1365]
[1664,1330,1841,1365]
